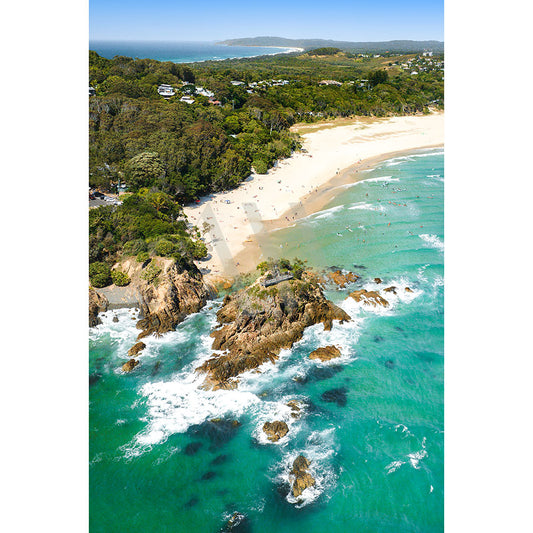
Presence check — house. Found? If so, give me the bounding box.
[196,86,214,98]
[180,95,195,104]
[319,80,342,86]
[89,87,96,96]
[158,84,175,97]
[208,99,222,106]
[230,81,245,86]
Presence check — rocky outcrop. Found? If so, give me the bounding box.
[128,341,146,357]
[196,273,350,390]
[89,287,108,327]
[384,286,397,294]
[350,289,389,308]
[263,421,289,442]
[135,259,212,339]
[405,287,414,293]
[327,270,359,288]
[374,277,383,284]
[287,400,303,418]
[122,359,139,372]
[309,345,341,361]
[290,455,316,498]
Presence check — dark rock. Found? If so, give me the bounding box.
[374,335,384,343]
[290,455,316,498]
[353,264,367,269]
[136,262,211,339]
[112,315,119,323]
[188,419,241,449]
[89,287,108,327]
[210,454,229,466]
[184,441,203,456]
[122,359,139,373]
[128,341,146,357]
[201,470,217,481]
[220,512,252,533]
[374,278,383,284]
[326,270,359,288]
[262,421,289,442]
[321,387,348,407]
[286,400,303,419]
[385,360,395,369]
[151,361,162,376]
[383,286,397,294]
[184,497,199,508]
[350,289,389,308]
[89,373,102,387]
[309,345,341,361]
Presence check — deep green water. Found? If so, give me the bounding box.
[89,148,444,532]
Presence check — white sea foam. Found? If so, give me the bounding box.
[348,202,385,212]
[419,233,444,252]
[385,460,405,474]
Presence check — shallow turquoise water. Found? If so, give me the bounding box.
[89,148,444,532]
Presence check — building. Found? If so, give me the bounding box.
[208,99,222,106]
[196,86,215,98]
[180,95,195,104]
[319,80,342,86]
[158,84,175,97]
[230,81,245,86]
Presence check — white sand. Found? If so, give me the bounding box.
[184,112,444,278]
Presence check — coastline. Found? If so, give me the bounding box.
[184,112,444,280]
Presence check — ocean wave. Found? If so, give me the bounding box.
[348,202,385,212]
[419,233,444,252]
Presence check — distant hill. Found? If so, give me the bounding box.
[218,36,444,53]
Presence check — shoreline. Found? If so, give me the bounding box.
[184,112,444,280]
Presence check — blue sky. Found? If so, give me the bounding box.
[90,0,443,41]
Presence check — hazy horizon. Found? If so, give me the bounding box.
[90,0,443,41]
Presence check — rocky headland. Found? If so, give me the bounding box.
[195,271,351,390]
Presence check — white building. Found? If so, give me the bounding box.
[158,84,175,97]
[180,95,195,104]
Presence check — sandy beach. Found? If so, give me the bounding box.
[184,112,444,279]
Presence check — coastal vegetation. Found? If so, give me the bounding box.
[89,49,443,276]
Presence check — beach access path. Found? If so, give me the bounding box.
[183,112,444,279]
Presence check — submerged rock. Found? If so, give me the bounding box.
[184,441,203,456]
[196,272,350,390]
[188,419,241,450]
[128,341,146,357]
[350,289,389,308]
[122,359,139,373]
[309,345,341,361]
[321,387,348,407]
[262,421,289,442]
[290,455,316,498]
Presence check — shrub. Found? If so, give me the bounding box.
[89,262,112,288]
[191,240,208,259]
[111,270,130,286]
[141,263,162,284]
[154,239,175,257]
[252,159,268,174]
[123,239,147,256]
[136,251,150,263]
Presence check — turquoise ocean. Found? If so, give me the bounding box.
[89,148,444,532]
[89,41,297,63]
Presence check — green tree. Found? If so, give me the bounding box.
[124,152,165,191]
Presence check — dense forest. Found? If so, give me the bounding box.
[88,49,443,277]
